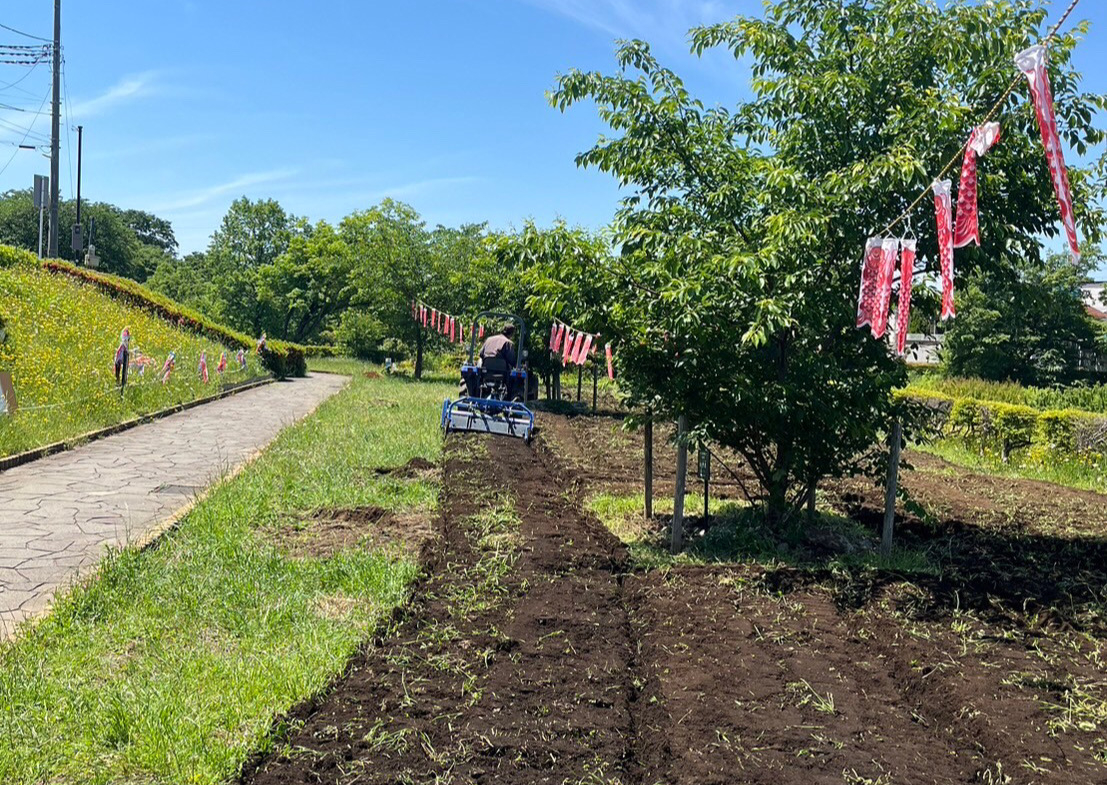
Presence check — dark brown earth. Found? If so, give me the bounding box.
[273,505,436,559]
[244,412,1107,785]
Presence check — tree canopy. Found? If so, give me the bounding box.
[546,0,1106,522]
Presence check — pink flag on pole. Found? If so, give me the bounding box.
[199,351,209,384]
[160,351,176,385]
[605,343,614,380]
[578,334,594,365]
[871,238,898,339]
[934,179,956,319]
[1016,44,1080,263]
[562,331,576,365]
[895,239,916,356]
[856,237,883,330]
[953,122,1001,248]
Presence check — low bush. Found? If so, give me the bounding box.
[898,389,1107,464]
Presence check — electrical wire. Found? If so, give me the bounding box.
[0,21,51,44]
[877,0,1084,237]
[0,82,51,180]
[0,59,45,95]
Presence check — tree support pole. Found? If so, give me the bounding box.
[576,365,583,402]
[672,414,688,555]
[644,414,654,520]
[591,363,598,413]
[882,419,903,557]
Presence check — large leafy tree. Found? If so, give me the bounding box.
[549,0,1105,523]
[487,221,615,396]
[258,220,354,343]
[205,197,297,335]
[342,199,448,378]
[944,251,1100,386]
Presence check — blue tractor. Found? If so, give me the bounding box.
[441,311,536,442]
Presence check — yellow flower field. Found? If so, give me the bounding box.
[0,259,267,458]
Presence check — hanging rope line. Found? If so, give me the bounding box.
[877,0,1084,237]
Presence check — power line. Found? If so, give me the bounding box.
[0,60,46,96]
[0,21,51,44]
[877,0,1084,237]
[0,81,51,180]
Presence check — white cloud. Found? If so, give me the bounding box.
[520,0,732,46]
[149,168,297,212]
[67,72,159,119]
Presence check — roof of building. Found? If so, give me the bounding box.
[1086,304,1107,321]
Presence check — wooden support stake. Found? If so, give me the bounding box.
[644,414,654,520]
[576,364,583,401]
[882,419,903,557]
[672,414,688,555]
[592,363,598,413]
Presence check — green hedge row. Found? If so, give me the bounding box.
[39,258,307,379]
[896,389,1107,462]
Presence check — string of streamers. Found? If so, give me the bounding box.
[412,301,483,344]
[877,0,1083,237]
[548,319,599,367]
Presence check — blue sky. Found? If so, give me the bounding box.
[0,0,1103,269]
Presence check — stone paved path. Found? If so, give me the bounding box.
[0,373,347,639]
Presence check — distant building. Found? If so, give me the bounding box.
[1083,281,1106,310]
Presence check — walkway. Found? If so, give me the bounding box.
[0,373,348,639]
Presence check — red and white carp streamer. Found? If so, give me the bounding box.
[856,237,884,331]
[578,334,595,365]
[953,122,1001,248]
[549,323,560,352]
[1016,44,1080,263]
[605,343,614,380]
[872,238,899,339]
[895,239,916,356]
[933,179,956,319]
[562,331,576,365]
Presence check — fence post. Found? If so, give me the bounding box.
[672,414,688,555]
[882,419,903,557]
[592,363,598,413]
[576,365,583,402]
[644,414,654,521]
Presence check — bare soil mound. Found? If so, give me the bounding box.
[273,505,434,559]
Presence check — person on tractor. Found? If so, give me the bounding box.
[480,323,517,368]
[477,323,518,399]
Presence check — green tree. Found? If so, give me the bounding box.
[258,220,354,343]
[944,251,1100,386]
[486,221,614,397]
[343,199,455,378]
[549,0,1104,524]
[205,197,296,336]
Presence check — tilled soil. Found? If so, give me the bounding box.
[244,433,635,784]
[245,417,1107,784]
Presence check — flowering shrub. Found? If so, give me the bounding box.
[0,258,268,458]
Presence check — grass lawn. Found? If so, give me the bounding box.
[916,439,1107,494]
[0,362,452,785]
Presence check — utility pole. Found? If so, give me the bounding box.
[47,0,61,258]
[72,124,83,252]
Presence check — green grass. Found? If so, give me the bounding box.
[0,363,454,785]
[0,255,267,458]
[588,492,935,575]
[917,439,1107,494]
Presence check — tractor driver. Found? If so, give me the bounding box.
[479,323,517,368]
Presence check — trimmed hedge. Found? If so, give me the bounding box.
[898,389,1107,462]
[39,257,307,379]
